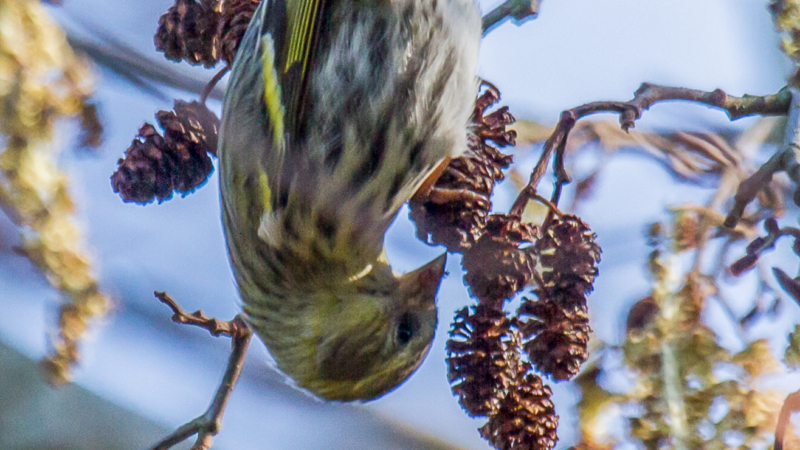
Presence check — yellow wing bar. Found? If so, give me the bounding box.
[261,34,286,152]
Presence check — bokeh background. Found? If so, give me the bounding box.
[0,1,794,449]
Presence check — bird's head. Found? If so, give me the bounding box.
[289,252,447,401]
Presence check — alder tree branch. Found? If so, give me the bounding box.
[509,83,792,217]
[200,65,231,105]
[482,0,540,34]
[725,87,800,228]
[155,291,250,338]
[151,292,252,450]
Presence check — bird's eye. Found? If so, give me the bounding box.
[397,313,416,345]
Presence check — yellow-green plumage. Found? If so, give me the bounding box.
[218,0,481,401]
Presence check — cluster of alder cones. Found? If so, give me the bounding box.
[110,1,602,449]
[414,87,600,450]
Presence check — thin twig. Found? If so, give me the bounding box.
[482,0,539,34]
[530,191,562,231]
[729,219,800,276]
[531,192,563,218]
[725,87,800,228]
[150,292,252,450]
[155,291,249,338]
[151,317,252,450]
[509,84,792,217]
[625,84,791,125]
[201,66,230,105]
[723,151,784,228]
[775,390,800,450]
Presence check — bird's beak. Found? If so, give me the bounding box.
[399,253,447,305]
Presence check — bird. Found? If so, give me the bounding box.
[217,0,481,401]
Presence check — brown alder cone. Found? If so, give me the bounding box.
[517,215,599,380]
[518,298,591,381]
[111,101,219,204]
[218,0,261,65]
[447,305,559,450]
[155,0,261,68]
[447,305,517,417]
[155,0,221,67]
[462,214,537,307]
[409,84,515,252]
[480,371,559,450]
[535,215,601,310]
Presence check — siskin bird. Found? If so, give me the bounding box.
[218,0,481,401]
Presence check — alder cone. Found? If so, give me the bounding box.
[518,298,591,381]
[535,215,601,310]
[155,0,221,67]
[447,305,516,417]
[409,85,515,252]
[480,372,559,450]
[462,215,537,306]
[219,0,261,65]
[112,101,219,204]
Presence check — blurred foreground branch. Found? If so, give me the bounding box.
[775,390,800,450]
[67,34,226,101]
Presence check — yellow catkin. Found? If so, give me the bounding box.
[0,0,108,384]
[772,0,800,63]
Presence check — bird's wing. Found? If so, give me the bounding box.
[278,0,329,138]
[219,0,330,224]
[247,0,330,147]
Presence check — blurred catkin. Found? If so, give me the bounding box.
[772,0,800,65]
[0,0,107,383]
[577,220,785,449]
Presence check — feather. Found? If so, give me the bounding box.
[279,0,327,138]
[260,34,286,152]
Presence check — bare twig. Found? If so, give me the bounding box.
[201,66,230,105]
[774,268,800,306]
[509,84,791,217]
[151,320,251,450]
[150,292,252,450]
[625,84,790,125]
[482,0,539,34]
[725,87,800,228]
[729,218,800,276]
[155,291,249,338]
[723,151,784,228]
[531,192,562,218]
[775,390,800,450]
